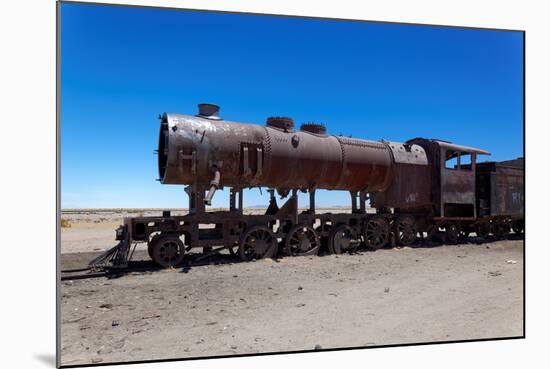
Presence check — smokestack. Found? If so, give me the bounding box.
[197,103,222,120]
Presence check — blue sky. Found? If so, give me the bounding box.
[60,3,524,209]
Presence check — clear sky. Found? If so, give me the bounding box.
[60,2,524,209]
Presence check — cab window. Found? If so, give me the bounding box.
[460,152,472,171]
[445,150,473,171]
[444,150,459,170]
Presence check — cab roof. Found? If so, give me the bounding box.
[433,140,491,156]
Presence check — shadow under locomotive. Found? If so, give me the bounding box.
[87,103,524,272]
[87,231,524,279]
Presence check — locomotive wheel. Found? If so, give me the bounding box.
[476,222,491,239]
[328,225,357,254]
[504,221,512,236]
[238,226,278,262]
[147,234,161,260]
[512,220,524,234]
[364,217,390,250]
[149,235,185,268]
[425,224,439,245]
[494,221,510,238]
[445,224,459,244]
[284,225,320,256]
[395,216,417,246]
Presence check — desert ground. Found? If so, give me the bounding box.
[60,209,524,366]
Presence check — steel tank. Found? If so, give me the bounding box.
[158,104,393,193]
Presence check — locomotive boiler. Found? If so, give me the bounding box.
[159,103,430,209]
[93,103,523,269]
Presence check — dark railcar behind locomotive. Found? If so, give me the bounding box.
[476,158,524,217]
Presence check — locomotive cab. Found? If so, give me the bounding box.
[438,141,490,218]
[407,138,490,219]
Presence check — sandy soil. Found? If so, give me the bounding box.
[61,209,187,254]
[60,216,524,367]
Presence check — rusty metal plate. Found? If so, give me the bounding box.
[385,141,428,165]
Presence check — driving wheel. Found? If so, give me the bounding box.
[364,217,390,250]
[284,225,320,256]
[238,225,278,261]
[395,216,417,246]
[329,225,358,254]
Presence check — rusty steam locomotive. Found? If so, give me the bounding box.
[94,103,524,269]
